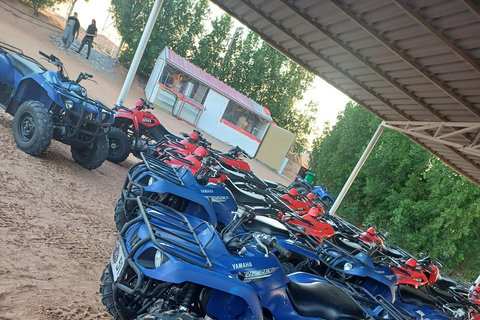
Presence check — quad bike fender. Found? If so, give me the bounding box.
[275,236,319,260]
[113,113,138,130]
[0,53,16,87]
[312,186,335,202]
[339,257,396,301]
[143,181,218,226]
[6,76,53,115]
[143,260,261,320]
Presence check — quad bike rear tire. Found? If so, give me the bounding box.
[136,310,201,320]
[71,133,108,170]
[99,264,122,320]
[12,100,53,156]
[107,127,131,163]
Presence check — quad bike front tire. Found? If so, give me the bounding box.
[107,127,131,163]
[136,310,201,320]
[99,264,122,320]
[71,134,109,170]
[115,187,143,232]
[12,100,53,156]
[114,198,128,232]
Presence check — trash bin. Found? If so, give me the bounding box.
[305,171,316,184]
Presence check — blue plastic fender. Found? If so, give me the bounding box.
[0,53,16,87]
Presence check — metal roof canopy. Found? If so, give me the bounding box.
[210,0,480,188]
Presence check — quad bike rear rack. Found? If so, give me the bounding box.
[121,153,186,218]
[142,153,186,187]
[115,196,214,285]
[113,196,214,318]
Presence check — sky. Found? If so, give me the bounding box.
[53,0,351,138]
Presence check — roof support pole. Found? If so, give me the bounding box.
[330,123,385,216]
[116,0,164,106]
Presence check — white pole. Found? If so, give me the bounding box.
[116,0,164,106]
[330,123,385,216]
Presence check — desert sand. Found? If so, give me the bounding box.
[0,1,300,318]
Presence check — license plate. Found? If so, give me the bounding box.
[110,238,126,281]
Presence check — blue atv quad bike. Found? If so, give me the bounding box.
[0,41,115,169]
[108,155,417,320]
[100,197,416,320]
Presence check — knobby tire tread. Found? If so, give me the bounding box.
[12,100,53,156]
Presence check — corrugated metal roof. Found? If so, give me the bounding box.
[164,47,273,122]
[210,0,480,186]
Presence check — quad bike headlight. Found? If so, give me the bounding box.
[136,247,169,269]
[65,99,74,110]
[343,262,355,271]
[148,176,157,186]
[101,113,110,122]
[154,250,168,268]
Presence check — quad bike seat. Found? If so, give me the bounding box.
[397,284,437,308]
[420,285,457,304]
[328,234,363,253]
[287,280,365,320]
[6,53,43,77]
[380,244,406,259]
[242,215,291,238]
[434,275,461,291]
[224,179,267,206]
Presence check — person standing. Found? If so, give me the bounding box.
[75,19,97,59]
[62,12,80,50]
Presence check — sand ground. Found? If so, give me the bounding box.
[0,1,300,318]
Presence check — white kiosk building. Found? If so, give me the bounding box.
[145,47,276,157]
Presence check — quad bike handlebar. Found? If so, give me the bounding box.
[39,51,63,68]
[234,146,252,159]
[75,72,96,84]
[139,98,154,110]
[113,104,133,113]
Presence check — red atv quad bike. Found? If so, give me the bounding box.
[356,227,384,247]
[107,98,177,163]
[280,189,317,215]
[158,135,252,173]
[271,188,335,240]
[281,206,336,241]
[470,286,480,320]
[159,145,227,184]
[390,255,441,289]
[216,146,252,172]
[156,130,203,155]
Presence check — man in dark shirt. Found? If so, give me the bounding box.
[75,19,97,59]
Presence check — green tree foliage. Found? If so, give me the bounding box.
[23,0,67,16]
[111,0,210,75]
[309,102,480,279]
[283,101,319,154]
[190,14,234,75]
